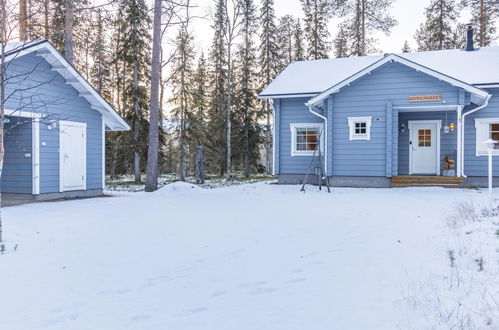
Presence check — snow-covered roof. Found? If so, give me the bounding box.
[3,40,130,131]
[259,46,499,98]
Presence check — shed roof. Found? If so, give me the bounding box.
[3,40,130,131]
[259,46,499,98]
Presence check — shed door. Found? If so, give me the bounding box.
[60,121,86,192]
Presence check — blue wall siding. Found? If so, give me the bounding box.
[1,117,32,193]
[329,62,460,177]
[463,88,499,176]
[5,53,103,194]
[397,111,458,175]
[278,97,323,174]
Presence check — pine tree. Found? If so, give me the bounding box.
[293,19,305,61]
[414,0,463,51]
[300,0,333,59]
[334,0,397,56]
[258,0,279,174]
[115,0,151,182]
[169,26,195,182]
[234,0,260,178]
[401,40,411,53]
[277,14,296,70]
[206,0,228,175]
[467,0,499,47]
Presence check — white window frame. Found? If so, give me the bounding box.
[290,123,324,156]
[347,116,372,141]
[474,118,499,156]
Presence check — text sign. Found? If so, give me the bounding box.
[408,95,442,102]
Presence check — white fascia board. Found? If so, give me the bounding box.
[6,41,130,132]
[307,54,489,106]
[5,109,45,118]
[258,93,318,99]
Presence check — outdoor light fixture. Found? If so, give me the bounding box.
[400,123,406,132]
[444,125,450,134]
[449,122,455,131]
[47,121,58,130]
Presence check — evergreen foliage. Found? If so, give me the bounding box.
[300,0,333,59]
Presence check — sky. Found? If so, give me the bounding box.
[187,0,480,56]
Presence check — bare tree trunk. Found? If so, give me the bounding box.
[145,0,162,192]
[243,122,249,178]
[19,0,27,40]
[226,44,232,179]
[64,0,74,64]
[195,146,204,184]
[361,0,366,56]
[133,59,141,182]
[44,0,49,39]
[0,0,7,243]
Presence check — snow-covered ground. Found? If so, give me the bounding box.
[0,182,497,330]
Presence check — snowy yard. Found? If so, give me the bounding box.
[0,182,497,330]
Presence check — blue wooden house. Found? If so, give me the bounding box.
[260,28,499,187]
[1,40,129,201]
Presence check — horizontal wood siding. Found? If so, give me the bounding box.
[397,111,458,175]
[463,88,499,176]
[279,97,323,174]
[330,62,460,177]
[5,53,103,193]
[1,117,32,193]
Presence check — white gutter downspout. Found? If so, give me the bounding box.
[269,99,276,176]
[461,94,492,177]
[305,102,328,175]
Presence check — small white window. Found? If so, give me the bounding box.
[348,116,372,140]
[290,123,324,156]
[475,118,499,156]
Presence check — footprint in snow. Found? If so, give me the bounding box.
[211,290,228,298]
[249,287,277,295]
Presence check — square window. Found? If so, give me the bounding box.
[291,124,323,156]
[348,117,372,141]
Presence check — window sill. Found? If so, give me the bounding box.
[349,135,370,141]
[291,151,319,157]
[476,151,499,157]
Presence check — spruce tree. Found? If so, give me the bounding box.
[333,24,349,57]
[258,0,279,174]
[115,0,151,182]
[335,0,397,56]
[401,40,411,53]
[169,26,195,182]
[300,0,333,59]
[190,53,209,153]
[293,19,305,61]
[277,14,296,70]
[207,0,228,176]
[414,0,463,51]
[467,0,499,47]
[234,0,260,178]
[90,9,111,100]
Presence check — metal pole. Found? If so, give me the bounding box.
[488,146,493,212]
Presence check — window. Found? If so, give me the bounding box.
[290,123,324,156]
[418,129,432,147]
[348,116,372,140]
[474,118,499,156]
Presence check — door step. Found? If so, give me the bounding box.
[391,175,464,187]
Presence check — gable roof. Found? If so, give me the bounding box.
[306,53,489,107]
[4,40,130,131]
[259,46,499,102]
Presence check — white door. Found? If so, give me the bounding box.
[60,121,87,192]
[409,121,440,175]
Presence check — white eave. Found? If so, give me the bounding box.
[5,40,130,131]
[306,54,490,108]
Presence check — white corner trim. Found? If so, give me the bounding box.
[347,116,372,141]
[102,120,106,189]
[32,118,40,195]
[289,123,324,157]
[408,120,442,175]
[474,117,499,156]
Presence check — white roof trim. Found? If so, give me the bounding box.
[5,41,130,131]
[306,54,490,107]
[258,93,317,99]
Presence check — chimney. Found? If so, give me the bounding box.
[465,24,474,51]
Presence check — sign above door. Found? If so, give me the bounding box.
[408,95,442,102]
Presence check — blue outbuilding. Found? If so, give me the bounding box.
[1,40,129,201]
[260,28,499,187]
